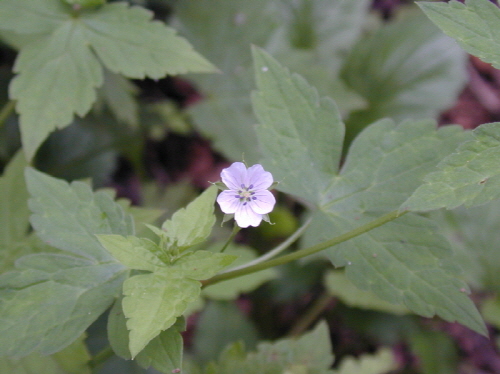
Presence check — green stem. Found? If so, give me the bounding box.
[220,224,241,253]
[287,291,333,337]
[0,100,15,129]
[221,216,312,273]
[203,209,406,287]
[88,346,114,371]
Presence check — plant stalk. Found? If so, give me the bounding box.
[203,209,406,287]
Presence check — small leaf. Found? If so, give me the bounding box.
[333,349,396,374]
[404,122,500,211]
[108,298,185,373]
[122,272,200,358]
[252,46,345,204]
[161,185,217,251]
[25,167,134,261]
[97,235,168,272]
[173,250,237,281]
[419,0,500,69]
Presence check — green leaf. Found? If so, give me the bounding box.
[0,253,126,356]
[206,321,334,374]
[333,349,396,374]
[419,0,500,69]
[0,152,30,273]
[0,334,91,374]
[0,0,215,159]
[108,298,185,374]
[161,185,217,251]
[404,122,500,211]
[97,235,168,272]
[252,46,345,204]
[25,167,135,261]
[202,244,276,300]
[341,11,467,139]
[324,270,409,315]
[173,250,237,280]
[122,271,200,358]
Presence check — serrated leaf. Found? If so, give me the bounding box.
[0,334,91,374]
[252,47,345,204]
[0,0,215,159]
[161,185,217,251]
[404,122,500,211]
[108,298,185,374]
[341,11,467,138]
[419,0,500,69]
[0,253,126,356]
[202,244,276,300]
[325,270,409,315]
[122,272,200,358]
[97,235,168,272]
[25,167,134,261]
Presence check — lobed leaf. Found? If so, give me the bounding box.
[404,122,500,211]
[419,0,500,69]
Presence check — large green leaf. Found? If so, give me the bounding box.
[173,0,369,163]
[419,0,500,69]
[404,122,500,211]
[0,253,126,356]
[0,152,30,273]
[0,334,91,374]
[252,48,486,335]
[252,47,344,204]
[341,11,467,139]
[0,0,216,159]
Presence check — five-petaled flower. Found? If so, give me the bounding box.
[216,162,276,228]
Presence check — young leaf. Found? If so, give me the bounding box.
[122,272,200,358]
[25,167,135,261]
[404,122,500,211]
[341,12,467,137]
[161,185,217,251]
[419,0,500,69]
[252,47,345,204]
[97,235,168,272]
[0,0,216,159]
[0,253,126,356]
[333,349,396,374]
[108,298,185,374]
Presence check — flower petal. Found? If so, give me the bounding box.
[249,190,276,214]
[220,162,247,190]
[246,164,273,190]
[235,203,263,228]
[216,190,241,214]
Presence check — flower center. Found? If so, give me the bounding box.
[236,184,256,205]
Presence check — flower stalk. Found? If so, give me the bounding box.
[202,209,407,287]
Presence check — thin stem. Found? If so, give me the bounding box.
[220,216,312,273]
[287,291,333,337]
[0,100,15,129]
[88,346,114,371]
[203,209,406,287]
[220,225,241,253]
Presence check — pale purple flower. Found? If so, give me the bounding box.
[216,162,276,228]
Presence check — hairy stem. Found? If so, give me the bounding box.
[0,100,15,129]
[88,346,114,371]
[203,209,406,287]
[219,224,241,253]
